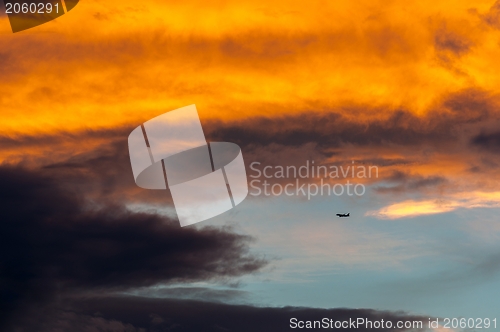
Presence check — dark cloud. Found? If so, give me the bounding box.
[0,1,5,18]
[0,127,175,205]
[482,0,500,29]
[1,88,497,168]
[13,295,429,332]
[434,26,472,56]
[0,166,266,330]
[441,88,494,121]
[471,131,500,153]
[205,89,499,151]
[130,286,249,304]
[349,158,413,167]
[42,138,148,201]
[374,171,447,194]
[0,87,497,205]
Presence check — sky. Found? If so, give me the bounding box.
[2,0,500,331]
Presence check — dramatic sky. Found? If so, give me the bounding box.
[2,0,500,330]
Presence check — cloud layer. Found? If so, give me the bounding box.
[13,295,429,332]
[0,166,266,329]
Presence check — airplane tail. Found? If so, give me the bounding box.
[347,213,350,216]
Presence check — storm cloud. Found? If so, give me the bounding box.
[0,166,266,330]
[12,295,429,332]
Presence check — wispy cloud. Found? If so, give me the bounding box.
[367,191,500,219]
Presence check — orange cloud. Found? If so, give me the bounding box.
[367,191,500,219]
[1,0,500,137]
[3,0,500,213]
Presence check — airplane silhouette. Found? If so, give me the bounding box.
[336,213,350,217]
